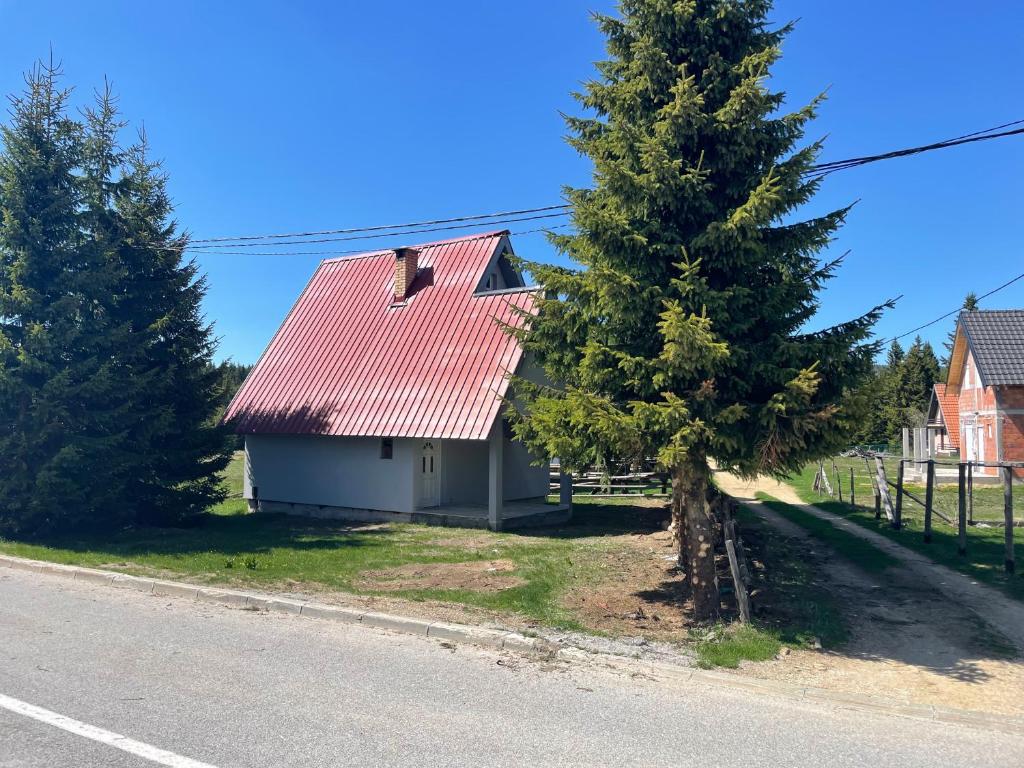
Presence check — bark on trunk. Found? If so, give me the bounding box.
[674,458,720,621]
[670,466,689,575]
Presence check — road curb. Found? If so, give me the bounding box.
[2,552,1022,735]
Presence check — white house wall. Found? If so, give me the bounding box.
[440,440,488,505]
[244,434,415,513]
[501,434,550,501]
[439,438,549,506]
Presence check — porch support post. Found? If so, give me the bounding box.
[488,422,504,531]
[559,471,573,510]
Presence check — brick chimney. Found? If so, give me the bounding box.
[393,247,419,302]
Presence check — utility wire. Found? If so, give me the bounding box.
[185,211,569,251]
[805,120,1024,180]
[188,224,571,257]
[879,269,1024,345]
[143,116,1024,253]
[188,204,570,245]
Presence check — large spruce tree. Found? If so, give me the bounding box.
[0,62,231,535]
[509,1,885,618]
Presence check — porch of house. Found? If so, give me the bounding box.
[409,499,572,530]
[257,497,572,531]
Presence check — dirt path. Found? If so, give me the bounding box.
[717,471,1024,646]
[716,471,1024,717]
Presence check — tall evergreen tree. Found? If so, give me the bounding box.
[940,292,978,376]
[0,63,130,533]
[101,126,233,524]
[508,1,885,619]
[0,63,232,534]
[888,336,939,442]
[886,340,905,369]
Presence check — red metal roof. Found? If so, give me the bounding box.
[933,383,961,449]
[225,231,535,441]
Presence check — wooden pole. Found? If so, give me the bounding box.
[725,538,751,623]
[850,467,856,507]
[1005,465,1015,575]
[875,457,895,523]
[924,460,935,544]
[968,461,974,525]
[958,462,967,556]
[835,463,843,504]
[894,460,904,530]
[873,476,882,519]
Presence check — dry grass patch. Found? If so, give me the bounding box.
[356,559,527,593]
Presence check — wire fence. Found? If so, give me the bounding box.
[810,454,1019,574]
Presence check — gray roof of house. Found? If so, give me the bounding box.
[960,310,1024,386]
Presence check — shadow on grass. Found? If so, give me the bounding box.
[7,512,396,559]
[810,498,1024,602]
[522,498,669,539]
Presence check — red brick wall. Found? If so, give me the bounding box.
[1001,407,1024,480]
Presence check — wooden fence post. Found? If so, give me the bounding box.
[894,460,904,530]
[819,461,833,496]
[968,462,974,525]
[873,476,882,519]
[958,462,967,557]
[924,460,935,544]
[850,467,855,507]
[1005,465,1015,575]
[725,538,751,623]
[835,463,843,504]
[875,457,895,523]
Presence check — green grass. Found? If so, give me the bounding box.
[755,493,898,574]
[0,503,638,631]
[788,460,1024,601]
[0,455,857,667]
[808,454,1011,523]
[691,624,782,668]
[0,455,672,632]
[689,504,850,668]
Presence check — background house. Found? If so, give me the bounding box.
[945,309,1024,477]
[926,383,960,455]
[225,231,568,530]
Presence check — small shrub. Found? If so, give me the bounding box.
[224,558,235,569]
[243,555,259,570]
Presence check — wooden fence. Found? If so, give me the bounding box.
[549,469,670,498]
[813,454,1018,574]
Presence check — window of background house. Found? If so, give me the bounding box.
[380,437,393,459]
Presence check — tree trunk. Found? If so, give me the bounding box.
[670,466,689,575]
[674,458,720,621]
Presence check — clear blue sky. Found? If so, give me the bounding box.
[2,1,1023,365]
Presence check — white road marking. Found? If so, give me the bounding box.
[0,692,220,768]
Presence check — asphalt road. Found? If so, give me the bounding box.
[1,568,1021,768]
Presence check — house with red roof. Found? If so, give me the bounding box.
[944,310,1024,478]
[926,383,960,456]
[225,232,569,530]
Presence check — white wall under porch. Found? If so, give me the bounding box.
[244,434,417,514]
[436,434,550,509]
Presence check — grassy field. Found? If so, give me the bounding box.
[807,455,1012,524]
[789,459,1024,601]
[0,452,853,668]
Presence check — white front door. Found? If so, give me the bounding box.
[964,423,983,464]
[417,441,440,508]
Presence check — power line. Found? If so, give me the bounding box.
[141,116,1024,254]
[806,119,1024,179]
[186,224,571,257]
[878,269,1024,345]
[185,211,569,251]
[188,204,570,245]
